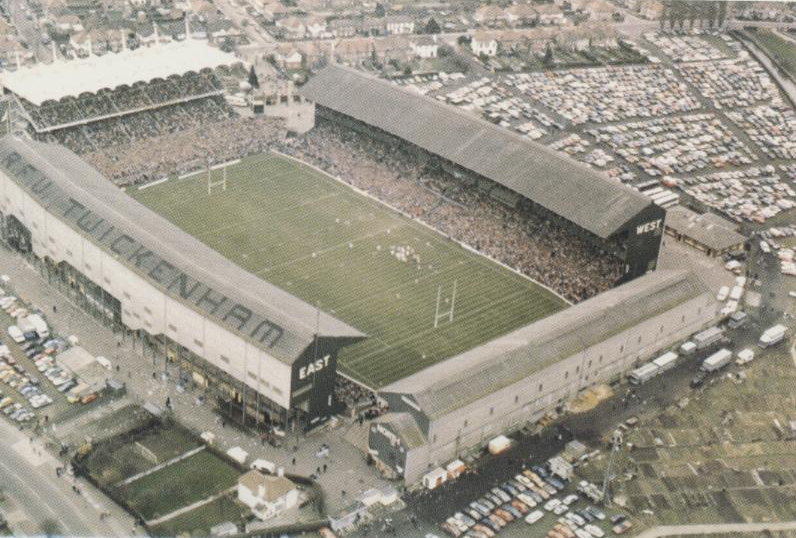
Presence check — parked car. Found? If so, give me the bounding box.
[525,509,544,525]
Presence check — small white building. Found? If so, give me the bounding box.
[471,32,498,57]
[411,36,438,59]
[385,16,415,35]
[238,470,299,521]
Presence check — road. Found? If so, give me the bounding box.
[5,0,48,63]
[635,520,796,538]
[0,419,139,537]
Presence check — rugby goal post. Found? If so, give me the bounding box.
[433,280,457,328]
[207,162,228,195]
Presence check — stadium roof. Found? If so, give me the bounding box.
[383,270,713,420]
[299,65,653,239]
[0,136,363,364]
[0,41,242,106]
[665,206,745,253]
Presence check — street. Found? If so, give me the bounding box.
[0,418,139,536]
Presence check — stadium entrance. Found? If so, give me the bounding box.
[3,214,31,253]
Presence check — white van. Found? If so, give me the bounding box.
[250,458,277,474]
[7,325,25,343]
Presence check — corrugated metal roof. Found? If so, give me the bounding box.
[0,136,363,364]
[383,270,713,419]
[665,206,745,252]
[299,65,652,239]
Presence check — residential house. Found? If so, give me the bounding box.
[384,15,414,35]
[373,35,410,62]
[504,3,536,26]
[471,31,498,56]
[535,3,566,25]
[639,0,663,20]
[579,0,615,21]
[262,1,289,21]
[238,470,299,521]
[473,4,505,27]
[54,14,84,34]
[0,19,17,40]
[359,17,386,35]
[334,36,373,64]
[274,45,304,69]
[305,16,327,38]
[276,16,307,38]
[410,35,437,58]
[329,17,357,37]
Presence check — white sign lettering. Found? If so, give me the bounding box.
[299,354,331,380]
[636,219,662,235]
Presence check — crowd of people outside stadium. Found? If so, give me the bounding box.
[281,120,624,303]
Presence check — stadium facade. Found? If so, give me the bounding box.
[299,65,666,283]
[369,270,719,484]
[0,135,364,430]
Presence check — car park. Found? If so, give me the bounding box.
[565,511,586,526]
[585,524,604,537]
[544,499,562,512]
[525,509,544,524]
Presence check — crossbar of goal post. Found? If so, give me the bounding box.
[433,280,457,328]
[207,163,228,195]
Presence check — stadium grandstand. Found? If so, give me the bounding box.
[0,40,284,185]
[298,65,667,287]
[0,135,364,430]
[371,269,719,483]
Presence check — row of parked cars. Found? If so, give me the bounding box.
[440,463,619,538]
[0,292,65,422]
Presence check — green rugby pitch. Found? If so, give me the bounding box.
[131,152,567,388]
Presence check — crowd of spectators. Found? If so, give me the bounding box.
[79,114,286,185]
[22,70,224,130]
[282,120,625,303]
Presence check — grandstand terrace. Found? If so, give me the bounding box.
[299,65,667,283]
[0,41,246,156]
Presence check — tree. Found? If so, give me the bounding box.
[457,34,471,46]
[248,65,260,89]
[543,45,554,66]
[374,3,385,17]
[425,17,441,34]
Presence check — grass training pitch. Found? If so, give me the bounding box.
[131,152,567,388]
[118,449,240,521]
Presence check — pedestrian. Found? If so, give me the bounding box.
[52,305,57,313]
[323,463,327,472]
[292,457,296,465]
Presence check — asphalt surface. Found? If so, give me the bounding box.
[0,418,138,537]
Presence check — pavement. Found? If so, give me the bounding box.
[635,520,796,538]
[0,418,139,537]
[0,246,390,521]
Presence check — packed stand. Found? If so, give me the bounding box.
[82,116,286,186]
[20,70,225,131]
[282,120,625,303]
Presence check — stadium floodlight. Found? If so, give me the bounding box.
[433,279,457,328]
[207,163,228,195]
